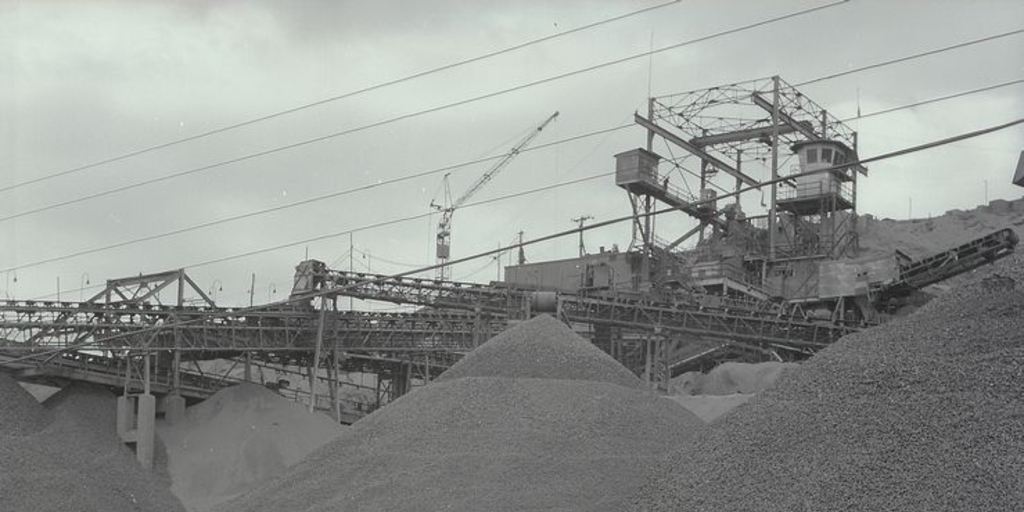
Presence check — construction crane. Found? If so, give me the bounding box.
[431,111,559,281]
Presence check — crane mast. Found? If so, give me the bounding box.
[433,111,559,281]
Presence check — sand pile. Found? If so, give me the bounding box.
[632,254,1024,511]
[666,393,754,423]
[0,380,185,512]
[0,372,51,435]
[437,317,644,388]
[221,315,703,512]
[158,383,343,512]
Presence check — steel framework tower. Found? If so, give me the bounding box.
[616,76,867,300]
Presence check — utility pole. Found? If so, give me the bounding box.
[571,215,594,257]
[249,273,255,307]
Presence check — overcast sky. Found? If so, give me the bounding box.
[2,0,1022,305]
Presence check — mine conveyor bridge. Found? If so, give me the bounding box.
[296,265,862,351]
[874,228,1018,303]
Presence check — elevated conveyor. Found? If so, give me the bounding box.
[875,228,1018,301]
[300,266,861,353]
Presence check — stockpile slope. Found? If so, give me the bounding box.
[221,315,703,512]
[438,315,645,388]
[158,383,344,512]
[1,381,185,512]
[0,371,51,435]
[45,383,175,486]
[666,393,754,423]
[632,254,1024,512]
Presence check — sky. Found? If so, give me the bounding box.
[1,0,1022,305]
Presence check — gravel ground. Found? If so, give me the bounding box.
[220,315,703,512]
[0,372,52,435]
[438,314,645,389]
[0,382,186,512]
[631,254,1024,512]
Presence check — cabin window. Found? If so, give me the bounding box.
[821,148,833,163]
[806,148,818,164]
[834,153,845,165]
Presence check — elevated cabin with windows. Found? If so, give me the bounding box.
[777,140,855,215]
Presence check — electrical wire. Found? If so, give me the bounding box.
[7,116,1021,363]
[0,0,681,195]
[839,78,1024,122]
[25,171,615,300]
[0,124,631,273]
[5,74,1017,276]
[0,0,848,224]
[351,246,429,269]
[795,28,1024,86]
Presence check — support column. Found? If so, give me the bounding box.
[136,353,155,470]
[643,337,653,388]
[309,305,326,413]
[330,343,340,422]
[244,351,252,382]
[768,76,781,261]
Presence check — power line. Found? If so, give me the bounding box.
[351,246,429,269]
[0,1,680,196]
[25,171,615,300]
[0,0,848,224]
[0,124,631,273]
[6,74,1017,274]
[839,78,1024,121]
[795,28,1024,86]
[7,116,1021,362]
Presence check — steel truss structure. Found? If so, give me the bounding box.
[299,265,862,386]
[0,268,508,417]
[624,77,868,289]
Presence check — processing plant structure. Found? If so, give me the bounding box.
[0,77,1017,470]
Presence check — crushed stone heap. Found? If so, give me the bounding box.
[1,381,186,512]
[631,254,1024,512]
[0,371,51,435]
[220,314,703,512]
[438,314,645,388]
[158,383,344,512]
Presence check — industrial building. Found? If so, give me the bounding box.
[2,2,1023,507]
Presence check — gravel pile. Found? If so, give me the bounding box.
[0,381,186,512]
[631,253,1024,512]
[438,314,644,389]
[221,314,703,512]
[158,383,343,512]
[0,371,52,435]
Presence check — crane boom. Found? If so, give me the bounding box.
[434,111,559,281]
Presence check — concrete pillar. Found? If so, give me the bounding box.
[136,394,156,470]
[162,394,186,425]
[244,351,252,382]
[116,395,134,441]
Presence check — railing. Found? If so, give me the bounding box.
[777,177,854,205]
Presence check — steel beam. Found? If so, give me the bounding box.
[634,113,760,187]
